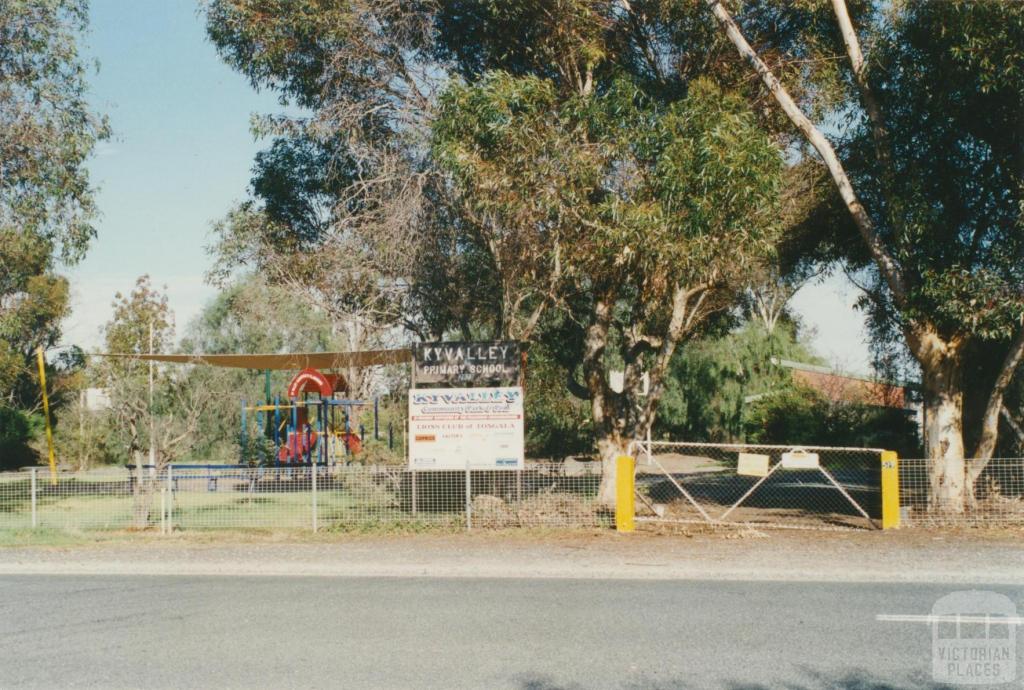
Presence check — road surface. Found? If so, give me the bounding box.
[3,575,1020,688]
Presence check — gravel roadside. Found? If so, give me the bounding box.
[1,527,1021,583]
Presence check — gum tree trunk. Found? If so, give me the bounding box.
[704,0,1024,515]
[586,284,709,508]
[919,341,967,512]
[596,433,629,506]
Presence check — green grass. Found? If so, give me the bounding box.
[0,527,127,547]
[1,488,465,534]
[0,467,606,538]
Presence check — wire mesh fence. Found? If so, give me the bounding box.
[898,457,1024,526]
[0,461,611,534]
[631,441,883,530]
[0,468,138,532]
[6,453,1024,533]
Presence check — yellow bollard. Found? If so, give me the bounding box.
[880,450,900,529]
[615,455,635,533]
[36,346,58,486]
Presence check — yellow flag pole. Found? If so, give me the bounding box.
[35,346,58,485]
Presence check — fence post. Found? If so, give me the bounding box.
[411,469,417,514]
[615,455,635,533]
[160,488,167,534]
[240,399,247,465]
[166,465,173,533]
[311,463,318,533]
[880,450,900,529]
[465,459,472,531]
[30,467,37,529]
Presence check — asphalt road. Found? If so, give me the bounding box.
[1,576,1021,689]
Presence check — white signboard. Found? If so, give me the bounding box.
[780,449,820,469]
[409,387,524,471]
[737,453,770,477]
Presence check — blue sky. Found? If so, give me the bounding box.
[64,0,874,373]
[64,0,279,350]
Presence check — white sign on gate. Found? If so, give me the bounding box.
[780,449,820,469]
[408,387,525,470]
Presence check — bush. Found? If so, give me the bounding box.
[524,344,592,459]
[0,406,41,471]
[657,321,821,442]
[743,385,920,454]
[742,386,825,444]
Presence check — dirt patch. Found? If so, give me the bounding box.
[470,492,608,529]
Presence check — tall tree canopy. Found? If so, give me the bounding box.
[205,0,444,353]
[203,1,836,343]
[205,0,804,502]
[0,0,109,465]
[705,0,1024,510]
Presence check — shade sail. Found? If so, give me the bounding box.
[93,349,412,371]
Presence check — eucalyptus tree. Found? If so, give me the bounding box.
[704,0,1024,510]
[100,277,221,526]
[434,75,783,502]
[0,0,109,459]
[204,1,836,497]
[203,0,837,344]
[204,1,457,352]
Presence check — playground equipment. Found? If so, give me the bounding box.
[240,367,380,467]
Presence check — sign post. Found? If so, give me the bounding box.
[35,347,58,485]
[465,454,472,531]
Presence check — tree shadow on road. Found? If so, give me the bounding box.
[513,666,949,689]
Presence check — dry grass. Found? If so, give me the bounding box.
[469,492,611,529]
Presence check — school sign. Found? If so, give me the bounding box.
[412,341,521,387]
[409,340,525,471]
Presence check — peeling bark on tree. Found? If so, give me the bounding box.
[596,434,629,506]
[1001,406,1024,446]
[588,284,711,506]
[920,352,967,512]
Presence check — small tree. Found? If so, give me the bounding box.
[101,277,215,527]
[658,320,821,443]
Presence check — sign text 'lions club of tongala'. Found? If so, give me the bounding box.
[413,341,521,387]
